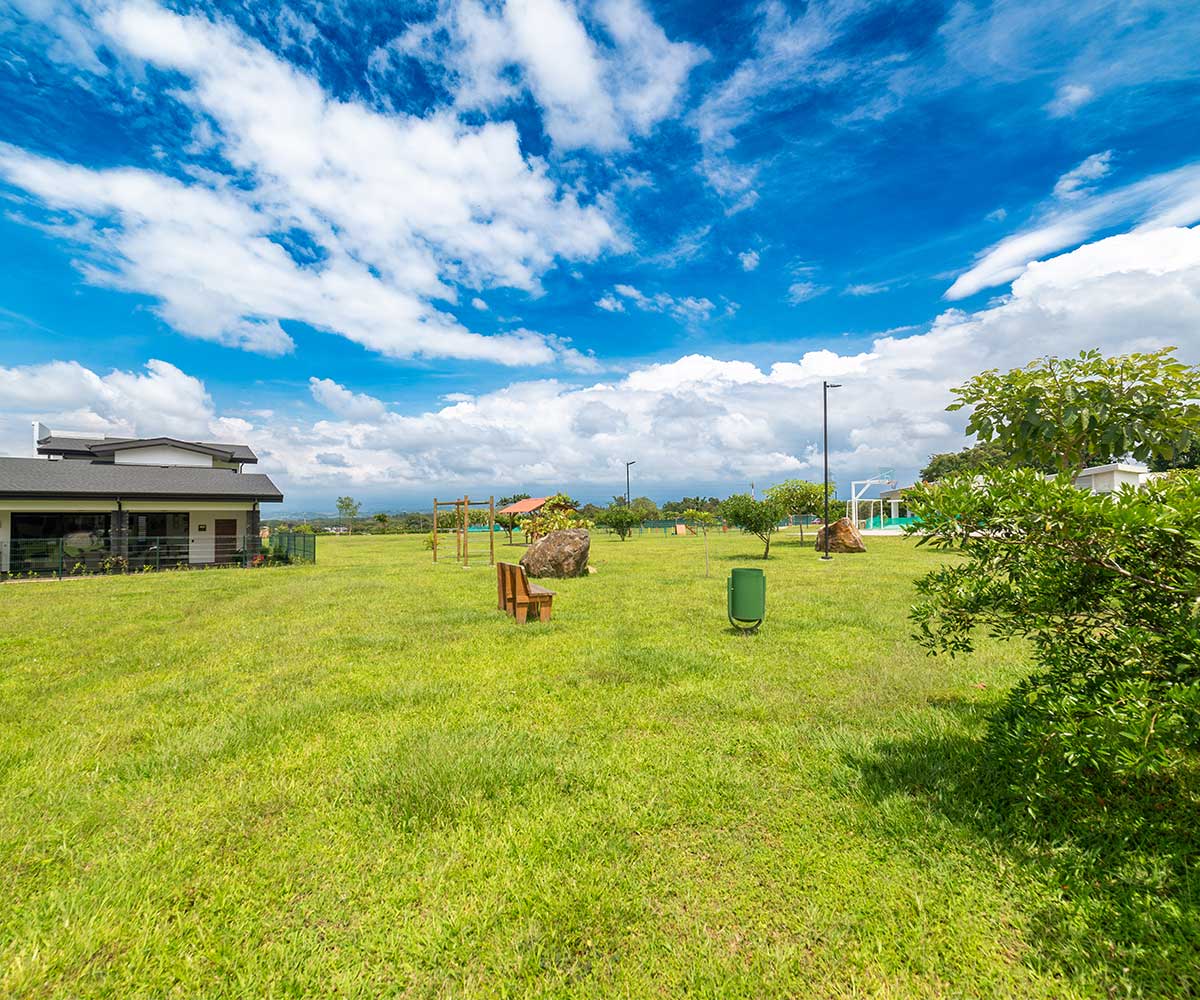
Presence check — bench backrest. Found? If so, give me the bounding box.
[499,561,540,601]
[512,562,534,599]
[497,562,519,602]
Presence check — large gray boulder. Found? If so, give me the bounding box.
[520,528,590,578]
[814,517,867,553]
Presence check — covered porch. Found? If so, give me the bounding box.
[0,501,261,576]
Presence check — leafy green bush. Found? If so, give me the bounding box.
[908,468,1200,808]
[524,493,592,538]
[719,493,786,558]
[596,504,641,540]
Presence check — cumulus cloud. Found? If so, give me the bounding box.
[0,359,221,457]
[738,250,760,271]
[269,228,1200,495]
[9,224,1193,502]
[308,378,389,421]
[0,3,618,365]
[392,0,705,152]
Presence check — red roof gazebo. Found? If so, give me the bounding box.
[495,497,548,516]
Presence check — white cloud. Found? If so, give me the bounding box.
[844,282,888,296]
[393,0,705,152]
[471,297,489,311]
[946,160,1200,299]
[274,226,1200,495]
[787,281,828,304]
[5,226,1198,500]
[1046,82,1095,117]
[738,250,760,271]
[7,0,108,73]
[1053,150,1113,201]
[605,283,719,324]
[0,359,221,457]
[0,3,619,365]
[308,378,389,421]
[647,224,712,267]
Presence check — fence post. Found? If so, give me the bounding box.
[58,538,64,579]
[156,540,161,573]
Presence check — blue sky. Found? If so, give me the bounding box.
[1,0,1199,513]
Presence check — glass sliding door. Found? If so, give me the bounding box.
[129,512,190,567]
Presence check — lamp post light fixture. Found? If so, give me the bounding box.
[822,380,842,561]
[625,460,636,507]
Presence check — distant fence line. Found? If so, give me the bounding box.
[267,531,317,562]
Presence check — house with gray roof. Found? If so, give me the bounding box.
[0,423,283,575]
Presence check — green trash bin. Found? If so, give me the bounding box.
[728,567,765,630]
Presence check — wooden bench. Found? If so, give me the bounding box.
[497,562,555,623]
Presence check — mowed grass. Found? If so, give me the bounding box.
[0,530,1193,997]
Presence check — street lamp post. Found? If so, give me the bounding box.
[822,380,841,560]
[625,460,636,507]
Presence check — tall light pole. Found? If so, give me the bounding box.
[822,380,841,560]
[625,460,636,506]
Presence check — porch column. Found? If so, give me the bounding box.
[111,509,129,559]
[890,499,900,518]
[247,506,261,548]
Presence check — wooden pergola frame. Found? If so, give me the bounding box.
[431,495,495,566]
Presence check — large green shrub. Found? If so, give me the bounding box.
[908,468,1200,806]
[911,347,1200,808]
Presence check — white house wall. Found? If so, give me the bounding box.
[115,445,213,467]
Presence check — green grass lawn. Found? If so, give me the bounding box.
[1,531,1195,997]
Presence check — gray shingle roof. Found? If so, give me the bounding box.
[37,436,259,463]
[0,458,283,502]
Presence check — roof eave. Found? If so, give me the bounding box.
[0,491,283,502]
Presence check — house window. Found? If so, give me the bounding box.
[10,513,110,573]
[131,512,189,539]
[11,513,110,546]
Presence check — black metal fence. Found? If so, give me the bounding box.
[267,531,317,563]
[1,534,286,580]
